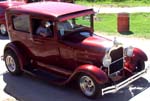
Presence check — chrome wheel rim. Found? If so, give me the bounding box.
[6,55,16,72]
[79,76,95,96]
[0,24,6,35]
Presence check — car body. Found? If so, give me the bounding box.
[0,0,25,35]
[3,1,148,99]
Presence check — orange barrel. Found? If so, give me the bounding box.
[117,13,129,33]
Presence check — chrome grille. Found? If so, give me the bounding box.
[109,47,123,74]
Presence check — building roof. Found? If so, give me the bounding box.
[7,1,94,21]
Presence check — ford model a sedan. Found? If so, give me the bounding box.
[4,2,148,98]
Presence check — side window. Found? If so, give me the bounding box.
[32,18,53,37]
[12,14,30,33]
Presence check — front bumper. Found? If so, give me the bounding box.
[101,67,149,96]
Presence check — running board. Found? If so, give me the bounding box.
[23,67,68,85]
[37,62,72,76]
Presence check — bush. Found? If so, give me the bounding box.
[111,0,127,1]
[76,0,150,2]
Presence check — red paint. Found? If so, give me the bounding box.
[8,2,94,21]
[4,42,26,70]
[124,47,147,72]
[133,47,148,61]
[73,64,109,84]
[0,1,25,34]
[117,13,129,33]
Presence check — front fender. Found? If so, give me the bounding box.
[125,48,148,72]
[72,64,108,84]
[133,48,148,61]
[4,42,25,70]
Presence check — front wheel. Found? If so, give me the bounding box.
[78,74,102,99]
[4,50,22,75]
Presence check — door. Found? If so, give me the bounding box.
[58,42,77,71]
[27,18,60,66]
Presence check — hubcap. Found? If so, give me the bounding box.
[0,24,6,35]
[79,76,95,96]
[6,55,16,72]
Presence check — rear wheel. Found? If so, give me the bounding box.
[0,24,7,36]
[78,74,102,99]
[4,50,22,75]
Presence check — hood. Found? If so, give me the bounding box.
[80,35,113,52]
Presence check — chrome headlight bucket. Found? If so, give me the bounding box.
[102,53,112,67]
[125,46,133,57]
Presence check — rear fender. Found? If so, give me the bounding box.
[71,64,108,84]
[4,42,25,70]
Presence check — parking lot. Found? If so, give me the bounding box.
[0,35,150,101]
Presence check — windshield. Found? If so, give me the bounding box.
[57,15,92,39]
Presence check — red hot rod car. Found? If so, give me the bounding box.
[3,1,148,98]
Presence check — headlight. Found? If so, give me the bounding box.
[102,54,112,67]
[125,46,133,57]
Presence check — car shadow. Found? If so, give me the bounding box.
[0,35,9,40]
[3,72,150,101]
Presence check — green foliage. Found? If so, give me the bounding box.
[110,0,127,2]
[76,0,150,1]
[130,13,150,38]
[94,14,117,33]
[76,0,150,5]
[76,0,150,38]
[93,13,150,38]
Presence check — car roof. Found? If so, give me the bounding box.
[7,1,94,21]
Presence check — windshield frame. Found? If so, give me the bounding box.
[56,13,94,39]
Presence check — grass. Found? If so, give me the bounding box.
[76,0,150,7]
[93,13,150,38]
[94,14,117,33]
[75,1,150,38]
